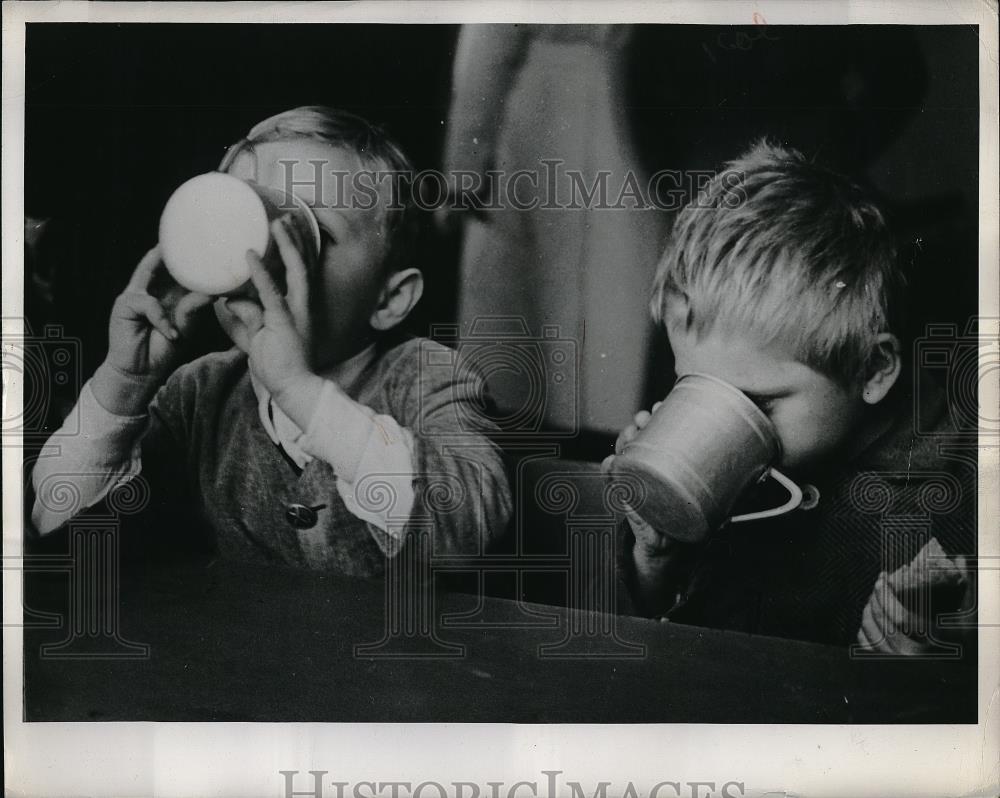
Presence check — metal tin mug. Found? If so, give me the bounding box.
[608,372,803,542]
[158,172,321,296]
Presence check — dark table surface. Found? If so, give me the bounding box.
[23,554,977,723]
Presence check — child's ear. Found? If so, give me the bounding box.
[861,333,902,405]
[370,267,424,332]
[663,292,692,333]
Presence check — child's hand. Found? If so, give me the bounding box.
[222,218,322,420]
[603,403,702,615]
[856,573,934,655]
[601,401,663,470]
[105,246,213,379]
[856,555,972,656]
[602,403,678,557]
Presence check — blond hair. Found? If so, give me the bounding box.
[650,140,904,386]
[220,105,418,273]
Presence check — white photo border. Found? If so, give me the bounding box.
[3,2,997,796]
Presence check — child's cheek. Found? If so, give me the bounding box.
[322,264,381,322]
[774,405,842,472]
[771,406,809,468]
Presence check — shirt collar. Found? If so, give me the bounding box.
[248,343,377,463]
[248,342,377,405]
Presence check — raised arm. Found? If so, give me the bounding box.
[31,247,211,534]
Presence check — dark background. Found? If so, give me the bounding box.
[24,23,980,445]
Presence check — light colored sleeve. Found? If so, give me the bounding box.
[299,379,416,556]
[30,379,147,536]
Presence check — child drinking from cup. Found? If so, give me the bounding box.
[31,106,512,573]
[603,140,975,652]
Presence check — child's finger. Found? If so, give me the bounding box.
[884,563,906,593]
[223,297,263,336]
[869,575,927,655]
[126,246,164,292]
[223,297,261,324]
[624,504,657,544]
[615,424,637,455]
[869,576,900,638]
[116,291,177,339]
[625,510,651,536]
[217,298,254,352]
[855,621,874,651]
[634,410,651,429]
[859,601,891,653]
[868,590,925,656]
[856,616,887,653]
[652,401,663,414]
[272,219,310,327]
[953,555,976,611]
[600,454,615,474]
[173,291,214,329]
[954,554,968,575]
[246,251,291,319]
[873,573,920,635]
[865,591,918,656]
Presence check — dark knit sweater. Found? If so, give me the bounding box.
[616,378,978,646]
[135,334,512,576]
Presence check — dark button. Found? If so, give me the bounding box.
[286,503,318,529]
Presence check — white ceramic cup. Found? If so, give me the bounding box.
[159,172,321,296]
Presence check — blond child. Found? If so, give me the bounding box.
[32,106,512,573]
[604,141,975,651]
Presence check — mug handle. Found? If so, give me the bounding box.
[729,468,803,524]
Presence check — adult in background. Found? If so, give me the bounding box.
[442,24,668,437]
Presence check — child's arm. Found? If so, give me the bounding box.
[281,374,423,554]
[296,370,510,557]
[623,512,699,616]
[31,247,211,534]
[31,366,156,535]
[236,246,510,557]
